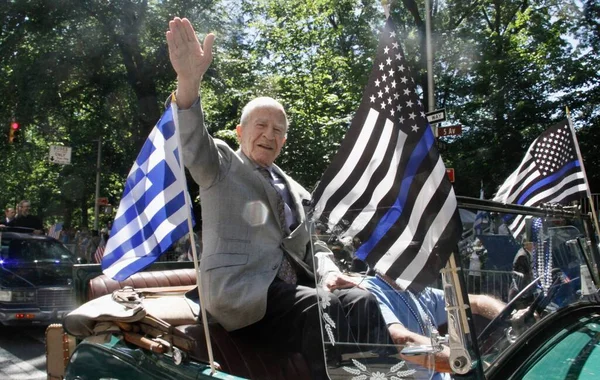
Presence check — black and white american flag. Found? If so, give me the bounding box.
[311,18,462,289]
[493,120,588,238]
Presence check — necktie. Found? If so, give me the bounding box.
[258,167,298,285]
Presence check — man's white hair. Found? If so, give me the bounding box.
[240,97,289,131]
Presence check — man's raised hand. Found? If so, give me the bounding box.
[166,17,215,108]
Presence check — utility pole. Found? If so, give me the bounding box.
[425,0,435,114]
[94,137,102,231]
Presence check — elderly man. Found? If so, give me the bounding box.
[166,17,390,379]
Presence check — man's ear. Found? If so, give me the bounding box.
[282,136,287,145]
[236,124,242,139]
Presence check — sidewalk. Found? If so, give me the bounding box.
[0,346,46,380]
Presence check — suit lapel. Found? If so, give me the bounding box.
[237,150,285,233]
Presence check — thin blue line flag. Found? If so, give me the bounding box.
[493,120,587,238]
[310,18,462,289]
[102,104,193,281]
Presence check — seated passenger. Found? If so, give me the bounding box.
[166,17,391,380]
[364,272,506,379]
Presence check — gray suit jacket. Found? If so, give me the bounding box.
[178,101,340,331]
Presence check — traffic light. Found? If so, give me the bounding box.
[8,121,19,144]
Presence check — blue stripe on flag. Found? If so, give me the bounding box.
[113,160,179,233]
[355,128,435,260]
[516,160,579,204]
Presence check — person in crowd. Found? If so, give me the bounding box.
[166,17,390,379]
[87,230,101,261]
[468,238,486,294]
[509,239,535,306]
[364,272,507,379]
[8,200,44,234]
[1,207,15,225]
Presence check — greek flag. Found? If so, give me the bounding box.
[102,104,193,281]
[493,120,587,238]
[311,18,462,288]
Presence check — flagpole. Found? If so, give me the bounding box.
[171,94,217,375]
[566,108,600,239]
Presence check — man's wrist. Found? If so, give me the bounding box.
[175,77,202,109]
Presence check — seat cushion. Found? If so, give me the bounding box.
[88,268,197,300]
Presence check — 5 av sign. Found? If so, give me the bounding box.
[437,124,463,137]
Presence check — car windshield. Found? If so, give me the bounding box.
[309,199,600,379]
[0,237,75,264]
[458,202,600,371]
[310,210,438,380]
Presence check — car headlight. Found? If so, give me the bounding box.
[0,291,12,302]
[0,290,35,302]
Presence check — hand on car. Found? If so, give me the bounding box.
[323,272,365,291]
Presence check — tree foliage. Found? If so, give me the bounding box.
[0,0,598,229]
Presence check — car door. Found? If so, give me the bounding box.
[487,299,600,380]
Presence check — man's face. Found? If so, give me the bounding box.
[5,208,14,219]
[20,203,31,216]
[236,106,287,167]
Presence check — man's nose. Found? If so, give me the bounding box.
[262,126,276,140]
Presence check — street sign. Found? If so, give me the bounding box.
[49,145,72,165]
[437,124,463,137]
[426,109,446,124]
[436,139,448,152]
[97,197,109,206]
[446,168,455,183]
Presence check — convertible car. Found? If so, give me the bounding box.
[46,196,600,380]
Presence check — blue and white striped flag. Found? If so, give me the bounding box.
[102,103,193,281]
[311,18,462,289]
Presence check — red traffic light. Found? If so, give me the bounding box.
[10,122,19,130]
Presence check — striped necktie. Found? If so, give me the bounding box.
[258,167,298,285]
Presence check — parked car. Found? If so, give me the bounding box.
[0,227,77,325]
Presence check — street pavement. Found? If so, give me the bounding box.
[0,345,46,380]
[0,325,46,380]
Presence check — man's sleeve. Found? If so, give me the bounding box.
[176,98,225,189]
[429,288,448,326]
[313,240,341,280]
[364,278,401,326]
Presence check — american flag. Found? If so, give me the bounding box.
[493,120,588,237]
[93,237,106,264]
[48,222,63,239]
[311,18,462,288]
[101,103,194,281]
